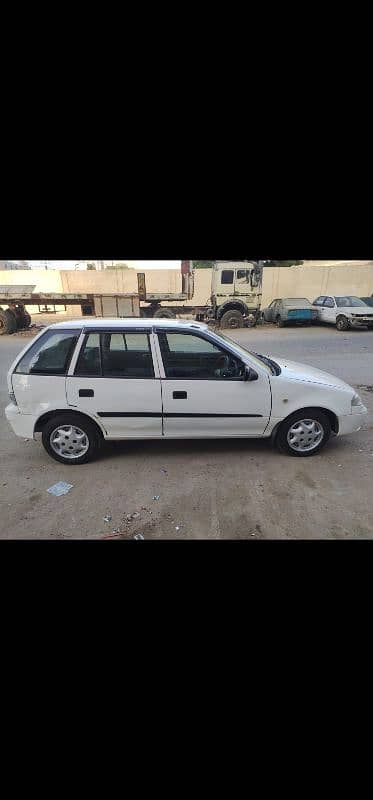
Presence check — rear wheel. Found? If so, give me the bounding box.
[153,307,176,319]
[0,308,17,335]
[336,315,349,331]
[220,310,244,329]
[42,414,101,465]
[276,409,331,457]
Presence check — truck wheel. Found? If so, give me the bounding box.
[336,315,349,332]
[276,316,285,328]
[220,310,244,329]
[153,308,176,319]
[42,414,101,465]
[0,309,17,335]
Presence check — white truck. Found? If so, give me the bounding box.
[0,261,263,334]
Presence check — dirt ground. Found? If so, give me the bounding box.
[1,318,373,539]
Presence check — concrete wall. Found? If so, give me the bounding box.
[261,263,373,306]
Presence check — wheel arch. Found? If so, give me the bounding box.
[271,406,339,442]
[217,300,248,320]
[34,409,106,438]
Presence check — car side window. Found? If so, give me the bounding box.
[323,297,334,308]
[313,297,325,306]
[158,332,245,380]
[75,332,154,378]
[221,270,234,285]
[15,330,80,375]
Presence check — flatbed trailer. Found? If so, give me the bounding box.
[0,290,140,334]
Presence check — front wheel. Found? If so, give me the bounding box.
[276,316,285,328]
[276,409,331,457]
[220,310,244,329]
[336,315,349,331]
[42,414,101,465]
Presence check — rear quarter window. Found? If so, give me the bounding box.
[15,330,80,375]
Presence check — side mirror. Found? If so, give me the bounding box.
[244,366,258,382]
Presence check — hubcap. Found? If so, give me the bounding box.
[287,418,324,452]
[50,425,89,460]
[229,318,239,329]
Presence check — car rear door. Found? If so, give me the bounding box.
[155,329,271,438]
[66,329,162,438]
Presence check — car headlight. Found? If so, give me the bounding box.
[352,393,362,408]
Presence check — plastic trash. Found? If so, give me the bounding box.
[134,534,145,540]
[47,482,74,497]
[103,515,112,523]
[153,495,160,501]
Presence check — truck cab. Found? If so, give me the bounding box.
[207,261,262,329]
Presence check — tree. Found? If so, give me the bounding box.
[86,263,96,270]
[193,260,215,269]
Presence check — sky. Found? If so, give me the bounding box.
[26,260,181,270]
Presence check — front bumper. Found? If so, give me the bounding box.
[338,408,367,436]
[349,316,373,327]
[5,404,37,439]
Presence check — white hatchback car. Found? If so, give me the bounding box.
[5,319,367,463]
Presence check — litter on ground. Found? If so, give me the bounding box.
[47,482,74,497]
[103,515,112,523]
[153,495,160,501]
[134,533,145,540]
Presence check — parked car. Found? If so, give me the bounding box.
[262,298,317,327]
[5,319,367,461]
[312,295,373,331]
[360,297,373,307]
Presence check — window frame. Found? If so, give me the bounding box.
[72,329,156,380]
[14,328,81,377]
[156,329,247,382]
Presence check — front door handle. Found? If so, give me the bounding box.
[79,389,94,397]
[173,391,187,399]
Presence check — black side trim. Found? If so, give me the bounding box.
[98,412,263,419]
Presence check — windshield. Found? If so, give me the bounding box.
[212,330,278,375]
[335,296,367,308]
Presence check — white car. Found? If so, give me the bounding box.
[5,319,367,463]
[312,295,373,331]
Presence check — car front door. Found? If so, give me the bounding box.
[313,296,326,320]
[322,296,336,323]
[66,329,162,438]
[264,300,277,322]
[155,329,271,438]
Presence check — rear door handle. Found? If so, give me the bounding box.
[79,389,94,397]
[173,391,187,399]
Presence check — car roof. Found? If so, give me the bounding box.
[46,318,209,332]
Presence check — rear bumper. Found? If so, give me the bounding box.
[5,404,37,439]
[338,409,367,436]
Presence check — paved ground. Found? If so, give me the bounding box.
[1,322,373,539]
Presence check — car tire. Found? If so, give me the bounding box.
[336,315,349,331]
[276,408,331,457]
[0,308,17,335]
[276,315,285,328]
[42,414,101,465]
[220,310,244,329]
[153,308,176,319]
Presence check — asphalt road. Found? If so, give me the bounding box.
[1,323,373,539]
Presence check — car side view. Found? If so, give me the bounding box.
[312,296,373,331]
[262,298,317,327]
[5,319,367,464]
